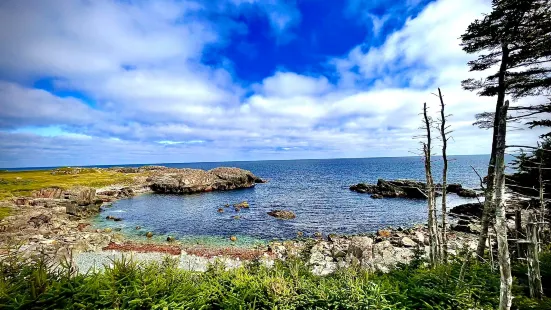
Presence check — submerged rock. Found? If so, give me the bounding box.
[149,167,263,194]
[267,210,296,219]
[233,201,249,208]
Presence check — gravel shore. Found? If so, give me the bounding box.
[74,251,245,274]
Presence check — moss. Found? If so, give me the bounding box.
[0,169,145,201]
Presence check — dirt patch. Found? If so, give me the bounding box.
[102,242,182,255]
[182,246,273,260]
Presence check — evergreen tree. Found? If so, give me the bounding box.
[461,0,551,260]
[510,137,551,197]
[460,1,551,308]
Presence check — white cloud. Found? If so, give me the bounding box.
[0,0,546,167]
[0,81,103,128]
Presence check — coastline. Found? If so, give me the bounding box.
[0,165,495,275]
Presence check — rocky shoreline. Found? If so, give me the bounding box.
[0,166,265,265]
[0,168,530,276]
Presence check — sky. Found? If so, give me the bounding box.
[0,0,546,168]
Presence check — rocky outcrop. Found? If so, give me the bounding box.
[445,184,483,198]
[449,203,483,218]
[269,226,480,275]
[149,167,263,194]
[350,179,430,199]
[96,187,135,201]
[350,179,481,199]
[64,187,97,206]
[267,210,296,219]
[32,187,64,199]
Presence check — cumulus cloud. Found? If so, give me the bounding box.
[0,81,103,129]
[0,0,545,167]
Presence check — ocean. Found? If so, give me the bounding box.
[90,155,489,245]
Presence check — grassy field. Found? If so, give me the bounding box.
[0,168,143,201]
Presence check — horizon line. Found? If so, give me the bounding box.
[1,154,492,171]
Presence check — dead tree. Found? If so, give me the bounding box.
[526,213,543,300]
[495,100,512,310]
[422,102,441,265]
[538,156,545,248]
[437,88,451,262]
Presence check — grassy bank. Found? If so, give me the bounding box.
[0,168,142,201]
[1,249,550,309]
[0,206,11,220]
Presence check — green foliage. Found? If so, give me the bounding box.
[0,249,519,310]
[510,137,551,197]
[461,0,551,99]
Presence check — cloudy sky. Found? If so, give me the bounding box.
[0,0,544,168]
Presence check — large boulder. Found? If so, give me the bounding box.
[65,201,102,217]
[267,210,296,219]
[457,188,480,198]
[449,203,483,218]
[149,167,262,194]
[446,183,463,193]
[64,187,97,206]
[347,236,373,259]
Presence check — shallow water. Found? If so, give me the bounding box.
[96,156,488,245]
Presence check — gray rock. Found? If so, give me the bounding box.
[457,188,479,198]
[150,167,261,194]
[348,236,373,259]
[401,237,417,247]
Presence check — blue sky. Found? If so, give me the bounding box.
[0,0,543,168]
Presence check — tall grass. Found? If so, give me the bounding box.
[1,249,549,309]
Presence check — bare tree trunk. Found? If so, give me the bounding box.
[515,208,524,258]
[438,88,449,263]
[423,102,441,265]
[538,157,545,251]
[495,100,512,310]
[477,42,510,259]
[526,213,543,300]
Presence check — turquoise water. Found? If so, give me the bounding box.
[95,156,488,245]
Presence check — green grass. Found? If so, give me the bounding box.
[1,248,549,309]
[0,168,144,201]
[0,250,509,310]
[0,206,11,220]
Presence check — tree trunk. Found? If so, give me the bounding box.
[515,208,524,258]
[477,42,510,259]
[438,88,449,263]
[423,102,441,265]
[538,158,545,251]
[526,213,543,299]
[495,100,512,310]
